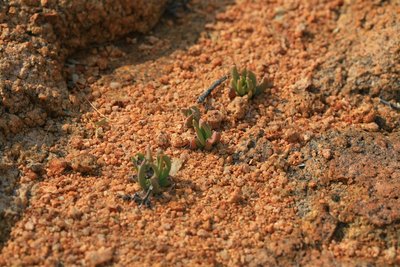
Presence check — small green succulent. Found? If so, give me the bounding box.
[132,146,171,194]
[182,106,200,128]
[190,118,221,150]
[230,66,268,98]
[182,106,221,150]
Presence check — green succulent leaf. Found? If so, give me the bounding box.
[145,146,153,162]
[240,75,246,88]
[195,138,203,148]
[246,77,255,98]
[237,81,245,96]
[132,153,145,170]
[230,67,268,99]
[185,114,194,128]
[248,71,257,88]
[246,77,254,90]
[190,106,200,121]
[231,79,238,91]
[133,147,174,194]
[193,119,206,147]
[149,162,160,180]
[241,68,247,78]
[231,66,240,82]
[183,106,201,128]
[243,81,249,95]
[200,120,212,139]
[150,177,161,194]
[182,109,190,117]
[159,156,171,187]
[156,152,162,171]
[138,163,151,191]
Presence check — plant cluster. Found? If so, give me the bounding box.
[125,66,268,208]
[132,146,171,194]
[182,106,221,150]
[230,66,268,99]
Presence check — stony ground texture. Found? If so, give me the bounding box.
[0,0,399,266]
[0,0,166,135]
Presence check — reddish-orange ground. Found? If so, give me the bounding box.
[1,0,399,266]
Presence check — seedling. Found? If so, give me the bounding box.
[190,118,221,150]
[182,106,200,128]
[182,106,221,150]
[130,146,172,207]
[94,118,108,138]
[230,66,268,99]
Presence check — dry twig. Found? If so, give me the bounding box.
[379,97,400,111]
[197,75,228,103]
[84,96,111,120]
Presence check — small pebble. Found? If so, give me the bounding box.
[109,82,121,89]
[321,148,332,160]
[228,188,242,203]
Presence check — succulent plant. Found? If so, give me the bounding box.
[182,106,221,150]
[182,106,200,128]
[132,146,171,194]
[230,66,269,99]
[190,118,221,150]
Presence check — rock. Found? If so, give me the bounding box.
[361,122,379,132]
[157,132,170,148]
[47,158,68,175]
[227,96,249,121]
[228,188,242,203]
[220,250,230,261]
[70,137,84,149]
[109,82,121,90]
[383,247,397,262]
[171,134,189,148]
[163,223,172,231]
[24,169,38,181]
[321,148,332,160]
[197,229,209,238]
[8,114,24,134]
[170,158,184,176]
[67,207,83,220]
[169,202,186,212]
[24,221,34,231]
[28,163,44,174]
[252,249,277,266]
[205,110,225,129]
[85,247,114,267]
[70,153,99,175]
[284,129,301,143]
[166,252,176,261]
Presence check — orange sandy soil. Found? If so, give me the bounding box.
[1,0,400,266]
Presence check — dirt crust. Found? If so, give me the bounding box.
[291,129,399,264]
[0,0,399,266]
[0,0,167,135]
